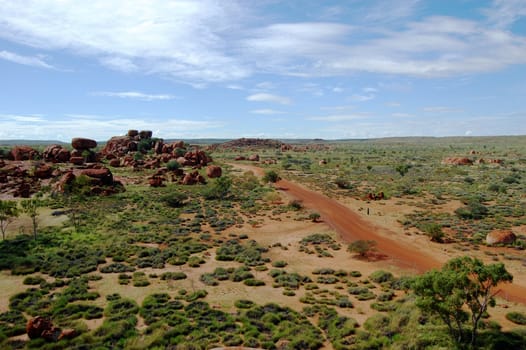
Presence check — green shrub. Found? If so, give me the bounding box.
[506,311,526,325]
[234,299,255,309]
[369,270,395,284]
[166,160,180,171]
[160,272,187,280]
[23,275,46,285]
[243,278,265,286]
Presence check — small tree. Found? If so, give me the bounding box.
[395,164,411,177]
[422,222,444,243]
[308,212,321,223]
[0,200,19,240]
[203,176,232,200]
[20,196,42,240]
[262,170,280,184]
[348,240,377,258]
[412,256,513,347]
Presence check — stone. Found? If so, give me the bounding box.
[34,163,53,179]
[139,130,153,139]
[69,156,84,165]
[10,146,39,161]
[248,154,259,162]
[79,168,113,185]
[206,165,222,178]
[127,130,139,137]
[486,230,516,245]
[71,137,97,150]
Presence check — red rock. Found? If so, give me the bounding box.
[27,316,54,340]
[139,130,153,139]
[148,176,165,187]
[109,158,121,167]
[70,156,84,165]
[441,157,473,165]
[176,157,188,166]
[11,146,39,161]
[101,136,137,157]
[206,165,222,178]
[128,129,139,137]
[248,154,259,162]
[43,144,70,163]
[34,164,53,179]
[486,230,516,245]
[235,156,246,161]
[71,137,97,150]
[80,168,113,185]
[56,172,76,192]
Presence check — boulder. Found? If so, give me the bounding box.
[56,171,76,192]
[101,136,137,157]
[69,156,84,165]
[148,176,165,187]
[43,145,70,163]
[34,164,53,179]
[248,154,259,162]
[109,158,121,167]
[71,137,97,150]
[26,316,76,342]
[206,165,222,178]
[486,230,516,245]
[127,130,139,137]
[139,130,153,139]
[441,157,473,165]
[235,156,246,161]
[182,171,206,185]
[79,168,113,185]
[10,146,39,161]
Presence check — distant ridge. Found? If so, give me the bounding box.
[0,140,67,146]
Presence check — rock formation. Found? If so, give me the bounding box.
[486,230,516,245]
[43,144,70,163]
[206,165,222,178]
[26,316,76,342]
[10,146,39,161]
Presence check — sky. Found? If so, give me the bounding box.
[0,0,525,141]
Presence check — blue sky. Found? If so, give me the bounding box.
[0,0,525,141]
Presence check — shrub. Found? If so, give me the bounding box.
[234,299,255,309]
[262,170,280,183]
[161,192,188,208]
[243,278,265,286]
[369,270,395,284]
[506,312,526,325]
[22,276,46,285]
[272,260,288,268]
[166,160,180,171]
[160,272,187,280]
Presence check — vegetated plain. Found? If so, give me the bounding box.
[1,135,526,349]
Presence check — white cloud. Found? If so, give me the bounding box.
[392,112,413,118]
[0,50,54,69]
[93,91,177,101]
[0,1,525,82]
[0,0,249,82]
[246,93,291,105]
[0,114,223,141]
[307,113,369,122]
[423,106,462,113]
[250,109,284,115]
[485,0,526,28]
[350,94,375,102]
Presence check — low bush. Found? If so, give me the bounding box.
[506,311,526,325]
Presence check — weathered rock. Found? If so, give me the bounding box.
[184,149,212,167]
[128,130,139,137]
[248,154,259,162]
[69,156,84,165]
[182,171,206,185]
[72,137,97,150]
[206,165,222,178]
[79,168,113,185]
[234,156,246,161]
[101,136,137,157]
[10,146,39,161]
[319,159,327,165]
[486,230,516,245]
[144,158,160,169]
[56,171,76,192]
[109,158,121,167]
[43,145,70,163]
[148,176,165,187]
[26,316,76,342]
[139,130,153,139]
[441,157,473,165]
[176,157,188,166]
[34,163,53,179]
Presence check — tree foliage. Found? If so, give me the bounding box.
[20,196,42,240]
[412,256,513,347]
[0,200,19,240]
[348,240,377,258]
[262,170,280,183]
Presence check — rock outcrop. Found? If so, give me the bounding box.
[43,144,70,163]
[26,316,76,342]
[10,146,39,161]
[441,157,473,165]
[206,165,222,178]
[486,230,516,245]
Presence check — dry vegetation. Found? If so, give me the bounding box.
[1,136,526,349]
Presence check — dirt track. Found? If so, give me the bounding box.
[232,163,526,304]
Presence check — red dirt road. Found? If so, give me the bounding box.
[274,177,526,304]
[231,163,526,303]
